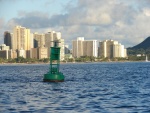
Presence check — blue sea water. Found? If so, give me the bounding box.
[0,62,150,113]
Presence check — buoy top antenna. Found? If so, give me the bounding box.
[51,40,61,47]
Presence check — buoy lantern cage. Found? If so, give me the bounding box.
[43,40,65,82]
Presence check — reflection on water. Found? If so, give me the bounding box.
[0,62,150,113]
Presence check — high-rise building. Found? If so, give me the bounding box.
[113,43,121,57]
[124,49,127,57]
[30,47,48,59]
[98,41,107,57]
[45,31,55,57]
[33,32,45,48]
[59,39,65,60]
[72,37,84,58]
[30,33,33,49]
[18,48,26,58]
[53,32,61,40]
[98,40,127,58]
[38,47,48,59]
[4,31,12,49]
[45,31,65,60]
[30,48,38,59]
[113,44,126,57]
[0,44,10,50]
[0,44,12,59]
[45,31,54,47]
[83,40,97,57]
[72,37,97,58]
[64,45,70,54]
[12,26,31,51]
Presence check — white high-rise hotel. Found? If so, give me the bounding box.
[12,26,31,51]
[98,40,127,58]
[45,31,65,60]
[73,38,127,59]
[72,37,97,58]
[12,26,31,58]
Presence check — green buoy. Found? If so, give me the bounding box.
[43,40,65,82]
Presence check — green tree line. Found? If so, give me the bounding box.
[0,57,49,63]
[0,55,149,64]
[127,48,150,55]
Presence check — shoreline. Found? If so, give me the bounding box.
[0,60,148,65]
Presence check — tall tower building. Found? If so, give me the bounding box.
[113,43,121,57]
[99,40,116,58]
[45,31,54,48]
[4,31,13,49]
[54,32,65,60]
[30,33,33,49]
[106,40,117,58]
[99,40,127,58]
[0,44,12,59]
[64,45,70,54]
[72,37,97,58]
[33,32,45,48]
[124,49,127,57]
[53,32,61,40]
[0,44,10,50]
[72,37,84,58]
[45,31,54,57]
[45,31,65,60]
[59,39,65,60]
[83,40,97,57]
[98,41,107,57]
[12,26,31,51]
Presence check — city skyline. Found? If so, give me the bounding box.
[1,25,65,60]
[1,0,150,47]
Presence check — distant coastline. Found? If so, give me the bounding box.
[0,60,148,65]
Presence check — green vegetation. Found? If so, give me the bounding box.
[126,36,150,61]
[131,36,150,50]
[0,57,49,64]
[0,54,150,64]
[63,55,149,62]
[64,56,127,62]
[127,36,150,56]
[127,48,150,55]
[76,56,96,62]
[127,55,147,61]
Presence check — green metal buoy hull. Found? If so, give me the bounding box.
[43,40,65,82]
[43,73,64,82]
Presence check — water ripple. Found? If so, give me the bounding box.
[0,62,150,112]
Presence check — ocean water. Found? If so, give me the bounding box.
[0,62,150,113]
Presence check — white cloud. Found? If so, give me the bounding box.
[1,0,150,47]
[143,8,150,16]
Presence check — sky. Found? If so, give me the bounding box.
[0,0,150,48]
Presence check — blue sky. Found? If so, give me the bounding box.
[0,0,76,21]
[0,0,150,47]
